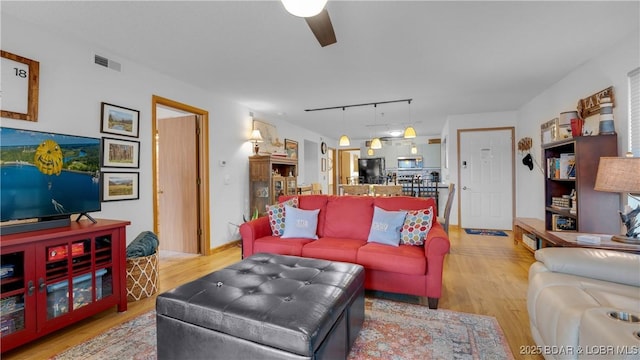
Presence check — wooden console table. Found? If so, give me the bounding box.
[514,217,640,254]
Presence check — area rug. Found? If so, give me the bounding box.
[51,298,513,360]
[464,228,508,237]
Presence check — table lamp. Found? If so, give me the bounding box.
[249,129,263,155]
[594,156,640,243]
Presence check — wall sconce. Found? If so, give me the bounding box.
[249,129,263,155]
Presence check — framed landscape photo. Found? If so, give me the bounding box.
[101,102,139,138]
[102,172,139,201]
[284,139,298,159]
[102,137,140,168]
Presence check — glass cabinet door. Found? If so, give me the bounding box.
[1,247,36,340]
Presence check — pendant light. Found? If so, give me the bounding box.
[403,100,417,139]
[281,0,327,18]
[338,107,351,146]
[367,148,374,156]
[411,144,418,154]
[370,104,382,149]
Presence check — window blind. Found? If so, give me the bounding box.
[628,67,640,157]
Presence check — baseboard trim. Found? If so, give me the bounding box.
[209,239,241,255]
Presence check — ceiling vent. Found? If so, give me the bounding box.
[94,54,121,72]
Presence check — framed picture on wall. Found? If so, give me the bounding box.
[101,102,140,138]
[102,137,140,168]
[102,172,139,201]
[284,139,298,159]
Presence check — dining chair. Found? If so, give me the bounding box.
[341,185,370,195]
[311,182,322,194]
[373,185,403,196]
[437,183,456,234]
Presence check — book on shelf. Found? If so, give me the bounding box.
[546,153,575,179]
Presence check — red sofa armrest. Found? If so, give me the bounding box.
[239,216,271,258]
[423,221,451,299]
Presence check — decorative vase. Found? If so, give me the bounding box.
[598,97,615,135]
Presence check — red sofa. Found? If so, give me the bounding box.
[239,195,450,309]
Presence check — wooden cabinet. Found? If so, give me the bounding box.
[249,155,298,216]
[543,135,619,234]
[0,219,129,352]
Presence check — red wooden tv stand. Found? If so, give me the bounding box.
[0,219,130,352]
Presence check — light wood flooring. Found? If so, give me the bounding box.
[3,226,542,360]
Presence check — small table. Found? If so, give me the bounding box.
[514,217,640,254]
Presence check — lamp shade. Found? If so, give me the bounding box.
[370,137,382,149]
[281,0,327,17]
[338,135,350,146]
[249,129,263,142]
[594,157,640,193]
[403,126,417,139]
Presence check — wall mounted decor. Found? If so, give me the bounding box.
[253,119,283,154]
[101,102,140,138]
[576,86,614,119]
[1,50,39,121]
[540,118,559,145]
[102,172,139,201]
[102,137,140,168]
[284,139,298,159]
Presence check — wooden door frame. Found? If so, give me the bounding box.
[337,147,360,185]
[456,127,515,230]
[152,95,211,255]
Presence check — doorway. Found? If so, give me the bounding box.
[152,95,210,256]
[457,127,514,230]
[338,148,360,185]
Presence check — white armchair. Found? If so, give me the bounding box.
[527,248,640,359]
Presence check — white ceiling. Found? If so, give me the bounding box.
[3,1,639,141]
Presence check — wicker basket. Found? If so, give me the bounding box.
[126,252,158,302]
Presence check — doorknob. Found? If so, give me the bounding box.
[158,190,164,194]
[463,186,469,190]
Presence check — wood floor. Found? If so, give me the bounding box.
[3,226,542,360]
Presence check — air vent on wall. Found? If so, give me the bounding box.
[94,54,121,72]
[428,138,441,144]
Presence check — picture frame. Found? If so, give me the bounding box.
[551,214,577,232]
[102,137,140,168]
[541,118,559,145]
[1,50,39,122]
[101,102,140,138]
[284,139,298,159]
[321,158,327,172]
[253,119,283,154]
[102,172,139,201]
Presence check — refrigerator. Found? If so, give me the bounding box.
[358,158,385,184]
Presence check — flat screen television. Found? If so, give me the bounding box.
[0,127,101,234]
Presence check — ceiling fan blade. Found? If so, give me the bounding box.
[305,9,336,47]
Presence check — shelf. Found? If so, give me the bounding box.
[545,207,576,218]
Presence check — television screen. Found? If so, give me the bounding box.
[0,127,101,222]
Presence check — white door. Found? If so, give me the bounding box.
[459,128,514,230]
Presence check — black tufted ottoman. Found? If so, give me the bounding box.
[156,253,365,360]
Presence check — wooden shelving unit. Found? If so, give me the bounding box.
[543,135,619,234]
[249,155,298,216]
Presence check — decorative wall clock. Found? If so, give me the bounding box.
[1,50,39,121]
[321,141,327,154]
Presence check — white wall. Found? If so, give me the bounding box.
[1,14,329,249]
[516,31,639,220]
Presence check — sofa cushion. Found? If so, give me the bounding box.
[254,235,312,256]
[323,196,374,240]
[400,207,434,246]
[267,197,299,236]
[281,205,320,239]
[302,237,367,263]
[367,206,407,247]
[281,195,329,237]
[374,196,438,217]
[357,243,426,275]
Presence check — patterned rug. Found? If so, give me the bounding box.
[464,228,509,237]
[52,298,513,360]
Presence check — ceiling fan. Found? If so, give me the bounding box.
[281,0,337,47]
